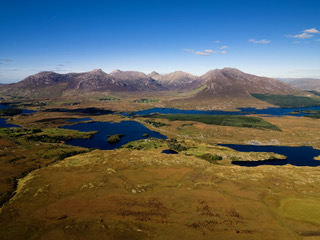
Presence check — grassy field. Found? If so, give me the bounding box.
[1,98,320,239]
[252,94,320,107]
[0,127,93,207]
[1,148,319,240]
[304,114,320,119]
[146,114,281,131]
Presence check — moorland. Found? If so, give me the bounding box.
[1,68,320,239]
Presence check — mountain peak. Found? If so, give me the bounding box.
[110,69,122,74]
[198,67,304,98]
[90,68,103,72]
[87,69,107,76]
[148,71,160,77]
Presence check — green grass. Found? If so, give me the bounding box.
[144,119,170,127]
[301,109,320,114]
[0,128,96,143]
[197,153,223,163]
[305,114,320,119]
[279,198,320,224]
[132,98,159,103]
[107,134,125,143]
[99,96,120,101]
[147,114,281,131]
[122,138,166,150]
[252,94,320,108]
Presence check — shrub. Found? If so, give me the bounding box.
[167,138,187,152]
[144,120,170,128]
[198,153,223,163]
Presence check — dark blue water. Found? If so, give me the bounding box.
[0,118,20,128]
[220,144,320,167]
[0,103,36,128]
[21,109,36,114]
[67,118,92,122]
[162,149,178,154]
[61,121,167,150]
[130,107,320,117]
[0,103,36,114]
[0,104,10,109]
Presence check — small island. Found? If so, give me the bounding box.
[107,134,125,143]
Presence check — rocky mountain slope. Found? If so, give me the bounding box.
[109,69,162,90]
[149,71,201,90]
[0,68,306,100]
[196,68,304,98]
[168,68,307,109]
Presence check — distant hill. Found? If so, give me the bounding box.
[279,78,320,91]
[0,68,307,104]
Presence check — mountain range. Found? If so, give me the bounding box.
[0,68,306,100]
[278,78,320,91]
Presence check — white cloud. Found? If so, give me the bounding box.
[185,49,216,56]
[286,28,319,39]
[215,40,221,43]
[288,32,314,39]
[304,28,319,34]
[219,46,228,49]
[293,41,301,44]
[249,39,271,44]
[184,49,195,53]
[221,51,227,54]
[195,51,212,56]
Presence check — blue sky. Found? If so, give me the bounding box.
[1,0,320,83]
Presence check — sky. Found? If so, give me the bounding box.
[0,0,320,83]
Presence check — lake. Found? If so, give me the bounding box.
[0,118,20,128]
[131,107,320,117]
[0,104,10,109]
[0,103,36,128]
[61,121,167,150]
[162,149,178,154]
[220,144,320,167]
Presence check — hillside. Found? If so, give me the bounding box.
[279,78,320,91]
[198,68,304,97]
[168,68,307,109]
